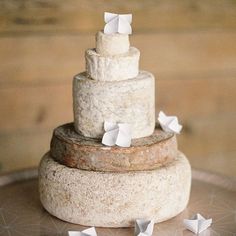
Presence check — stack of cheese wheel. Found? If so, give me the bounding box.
[38,31,191,228]
[74,31,155,139]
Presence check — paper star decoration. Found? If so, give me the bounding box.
[104,12,132,35]
[157,111,182,134]
[68,227,97,236]
[183,213,212,234]
[102,121,132,147]
[134,219,154,236]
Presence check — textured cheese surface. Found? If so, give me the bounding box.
[85,47,140,81]
[73,71,155,139]
[50,123,178,172]
[96,31,130,55]
[39,152,191,227]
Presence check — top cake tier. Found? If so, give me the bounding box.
[85,31,140,81]
[96,31,130,55]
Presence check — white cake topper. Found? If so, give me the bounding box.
[102,121,132,147]
[68,227,97,236]
[134,219,154,236]
[104,12,132,35]
[183,213,212,234]
[157,111,182,134]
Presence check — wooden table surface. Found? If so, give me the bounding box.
[0,168,236,236]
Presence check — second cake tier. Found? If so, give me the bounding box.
[73,71,155,139]
[50,123,177,172]
[86,46,140,81]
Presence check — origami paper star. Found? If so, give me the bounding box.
[157,111,182,134]
[134,219,154,236]
[102,121,132,147]
[183,213,212,234]
[104,12,132,34]
[68,227,97,236]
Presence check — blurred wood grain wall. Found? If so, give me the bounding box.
[0,0,236,176]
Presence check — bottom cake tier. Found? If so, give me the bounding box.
[38,151,191,227]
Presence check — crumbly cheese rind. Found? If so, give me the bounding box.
[85,47,140,81]
[73,70,155,139]
[39,151,191,227]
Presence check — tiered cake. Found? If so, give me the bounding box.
[39,30,191,227]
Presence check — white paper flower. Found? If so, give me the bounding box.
[102,121,132,147]
[183,213,212,234]
[134,219,154,236]
[157,111,182,134]
[104,12,132,34]
[68,227,97,236]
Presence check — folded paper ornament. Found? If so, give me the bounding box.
[157,111,182,134]
[134,219,154,236]
[68,227,97,236]
[183,213,212,234]
[102,121,132,147]
[104,12,132,34]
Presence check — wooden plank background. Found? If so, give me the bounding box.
[0,0,236,177]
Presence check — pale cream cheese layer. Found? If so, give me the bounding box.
[96,31,130,56]
[85,47,140,81]
[39,151,191,227]
[73,70,155,139]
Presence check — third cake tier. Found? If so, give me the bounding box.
[73,71,155,139]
